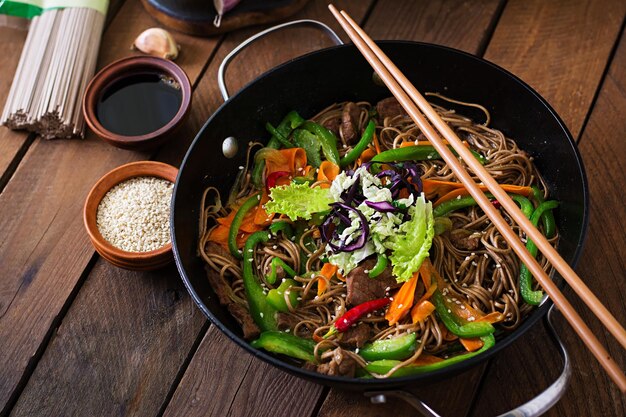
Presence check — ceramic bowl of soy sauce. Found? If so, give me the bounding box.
[83,56,191,150]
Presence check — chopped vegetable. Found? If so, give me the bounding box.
[242,231,278,331]
[317,161,340,185]
[385,271,419,325]
[368,253,388,278]
[318,263,338,296]
[293,129,323,167]
[371,144,487,166]
[252,111,304,188]
[266,278,300,312]
[265,182,334,221]
[324,298,391,338]
[388,194,434,282]
[301,121,341,165]
[265,257,296,285]
[364,334,495,377]
[520,200,559,305]
[340,120,376,167]
[251,331,316,362]
[359,332,417,361]
[228,193,261,259]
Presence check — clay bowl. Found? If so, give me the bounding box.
[84,160,179,271]
[83,56,192,150]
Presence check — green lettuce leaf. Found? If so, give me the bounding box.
[265,183,334,221]
[388,195,434,282]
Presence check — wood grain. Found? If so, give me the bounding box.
[484,0,626,138]
[470,27,626,417]
[320,2,502,416]
[0,27,29,182]
[163,326,323,417]
[8,261,206,417]
[0,0,219,413]
[364,0,503,54]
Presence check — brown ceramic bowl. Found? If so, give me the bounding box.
[83,56,191,150]
[84,160,179,271]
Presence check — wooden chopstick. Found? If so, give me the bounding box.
[328,4,626,392]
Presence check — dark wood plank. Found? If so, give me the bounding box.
[484,0,626,138]
[0,0,219,413]
[471,27,626,417]
[319,1,503,416]
[9,261,206,417]
[163,326,323,417]
[0,26,28,181]
[364,0,503,54]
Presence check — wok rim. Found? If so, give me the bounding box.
[172,40,589,389]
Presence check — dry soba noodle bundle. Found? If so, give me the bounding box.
[198,95,558,378]
[1,4,106,139]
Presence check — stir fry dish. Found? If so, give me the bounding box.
[198,96,559,378]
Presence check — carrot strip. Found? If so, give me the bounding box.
[317,161,340,187]
[357,147,377,165]
[385,271,419,325]
[318,263,338,296]
[265,147,307,175]
[412,353,444,365]
[372,131,381,154]
[434,184,532,206]
[253,190,273,226]
[410,300,435,324]
[460,337,484,352]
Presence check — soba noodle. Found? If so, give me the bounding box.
[198,97,558,378]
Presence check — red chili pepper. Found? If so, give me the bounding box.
[266,171,290,191]
[323,297,391,338]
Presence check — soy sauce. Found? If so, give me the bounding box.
[96,72,182,136]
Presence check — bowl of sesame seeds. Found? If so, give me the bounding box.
[83,160,178,270]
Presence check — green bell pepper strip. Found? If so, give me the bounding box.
[269,221,294,238]
[251,331,316,363]
[364,334,495,377]
[265,257,296,285]
[433,193,534,218]
[368,253,388,278]
[520,200,559,305]
[359,332,417,361]
[266,278,300,312]
[531,186,556,238]
[371,144,487,166]
[292,129,323,168]
[252,111,305,188]
[228,193,261,259]
[432,290,494,338]
[301,121,341,165]
[340,119,376,167]
[265,122,293,148]
[243,231,278,331]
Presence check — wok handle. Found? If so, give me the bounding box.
[364,304,571,417]
[217,19,343,101]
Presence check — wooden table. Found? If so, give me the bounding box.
[1,1,624,416]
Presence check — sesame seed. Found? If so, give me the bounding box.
[284,329,290,333]
[96,176,173,252]
[447,309,451,313]
[397,304,403,309]
[272,245,278,250]
[260,312,264,318]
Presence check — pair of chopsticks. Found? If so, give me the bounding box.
[328,5,626,391]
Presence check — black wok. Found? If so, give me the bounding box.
[171,38,588,392]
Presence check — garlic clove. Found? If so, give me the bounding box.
[131,28,179,60]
